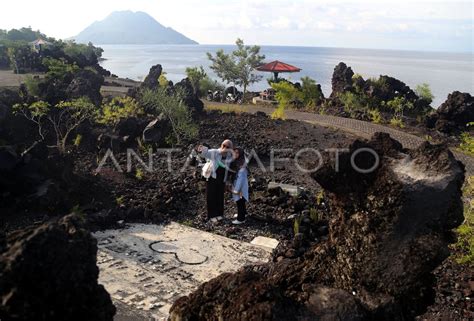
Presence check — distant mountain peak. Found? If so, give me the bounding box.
[73,11,197,45]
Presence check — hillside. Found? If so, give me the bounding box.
[73,11,197,45]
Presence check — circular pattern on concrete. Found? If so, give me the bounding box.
[149,240,209,265]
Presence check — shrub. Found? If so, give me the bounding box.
[24,75,40,97]
[352,73,365,93]
[63,41,102,67]
[309,207,319,223]
[185,66,207,95]
[459,130,474,157]
[415,83,434,105]
[158,72,169,87]
[368,109,383,124]
[135,168,144,180]
[390,117,404,128]
[267,77,286,86]
[385,96,414,119]
[198,76,225,97]
[455,176,474,265]
[140,87,198,145]
[97,96,144,126]
[271,81,303,119]
[300,76,323,109]
[116,196,125,206]
[338,91,366,112]
[271,104,286,120]
[42,57,79,80]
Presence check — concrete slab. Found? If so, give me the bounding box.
[250,236,279,251]
[93,223,271,321]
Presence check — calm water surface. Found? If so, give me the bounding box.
[99,44,474,107]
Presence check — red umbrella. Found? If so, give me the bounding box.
[257,60,302,81]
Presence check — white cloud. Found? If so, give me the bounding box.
[0,0,471,51]
[270,17,291,30]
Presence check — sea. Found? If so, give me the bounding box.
[98,44,474,107]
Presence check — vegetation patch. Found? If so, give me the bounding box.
[458,122,474,157]
[454,176,474,265]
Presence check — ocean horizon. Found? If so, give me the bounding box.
[99,44,474,107]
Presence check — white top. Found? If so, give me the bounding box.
[199,146,233,181]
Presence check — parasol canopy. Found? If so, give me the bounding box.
[257,60,302,81]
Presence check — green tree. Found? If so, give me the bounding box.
[52,98,97,152]
[63,41,103,67]
[185,66,207,95]
[6,43,39,74]
[42,57,79,80]
[415,83,434,105]
[6,27,47,42]
[207,38,265,101]
[13,100,50,140]
[232,39,265,100]
[140,87,198,145]
[7,47,19,74]
[14,97,97,153]
[207,48,237,90]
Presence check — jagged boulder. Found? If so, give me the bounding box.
[115,117,148,138]
[0,143,74,212]
[169,133,465,321]
[142,114,172,145]
[311,133,464,315]
[66,69,104,106]
[364,75,418,103]
[0,214,115,321]
[174,78,204,114]
[38,69,103,105]
[426,91,474,134]
[330,62,354,97]
[141,64,163,90]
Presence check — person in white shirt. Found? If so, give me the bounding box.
[197,139,234,223]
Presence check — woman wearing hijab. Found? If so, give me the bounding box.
[197,139,234,222]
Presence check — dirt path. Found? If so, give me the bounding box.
[205,101,474,175]
[0,69,41,87]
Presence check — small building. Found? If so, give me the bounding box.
[30,38,51,52]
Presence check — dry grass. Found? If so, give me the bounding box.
[204,102,249,114]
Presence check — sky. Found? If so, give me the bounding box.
[1,0,472,52]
